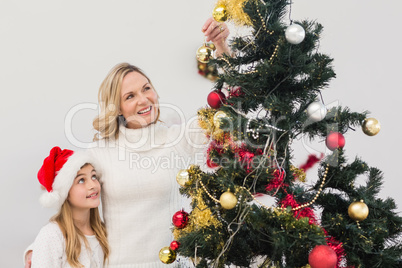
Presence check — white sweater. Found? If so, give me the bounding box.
[31,222,104,268]
[89,121,209,267]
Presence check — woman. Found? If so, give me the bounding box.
[25,18,230,267]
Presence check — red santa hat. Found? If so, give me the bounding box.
[37,146,99,209]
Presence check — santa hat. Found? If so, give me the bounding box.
[37,146,99,209]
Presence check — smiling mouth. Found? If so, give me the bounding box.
[138,106,152,114]
[86,192,98,198]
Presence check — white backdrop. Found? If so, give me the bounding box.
[1,1,401,267]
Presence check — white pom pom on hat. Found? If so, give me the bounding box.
[37,146,99,209]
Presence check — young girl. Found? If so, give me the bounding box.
[31,146,109,267]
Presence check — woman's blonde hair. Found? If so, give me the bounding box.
[92,63,160,141]
[51,196,110,267]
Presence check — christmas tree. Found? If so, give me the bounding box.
[163,0,402,267]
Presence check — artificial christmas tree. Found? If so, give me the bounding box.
[170,0,402,267]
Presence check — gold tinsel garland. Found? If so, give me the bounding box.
[197,108,227,142]
[173,188,222,241]
[290,165,307,182]
[216,0,254,26]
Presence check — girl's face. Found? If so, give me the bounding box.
[120,71,159,129]
[68,164,100,210]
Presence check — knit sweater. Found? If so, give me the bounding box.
[31,222,104,268]
[88,121,209,267]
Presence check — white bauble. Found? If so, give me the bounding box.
[285,24,305,45]
[306,102,327,122]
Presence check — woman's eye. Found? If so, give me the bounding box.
[78,178,85,184]
[126,94,134,100]
[92,175,98,180]
[144,87,151,91]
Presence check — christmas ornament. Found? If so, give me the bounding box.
[348,200,369,221]
[197,42,218,81]
[362,117,381,136]
[220,191,237,209]
[207,157,219,168]
[206,42,216,51]
[207,90,226,109]
[172,210,189,228]
[176,169,192,187]
[285,24,306,45]
[325,132,345,151]
[306,102,327,122]
[159,246,176,264]
[214,0,252,26]
[170,240,180,251]
[213,111,228,128]
[212,4,227,22]
[196,44,214,63]
[308,245,337,268]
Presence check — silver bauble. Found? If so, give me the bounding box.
[306,102,327,122]
[285,24,305,45]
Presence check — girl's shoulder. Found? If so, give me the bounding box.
[35,221,64,243]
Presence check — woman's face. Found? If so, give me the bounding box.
[120,71,159,129]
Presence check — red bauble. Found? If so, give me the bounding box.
[170,240,181,251]
[207,90,226,109]
[308,245,337,268]
[325,132,345,151]
[172,210,189,229]
[206,157,219,168]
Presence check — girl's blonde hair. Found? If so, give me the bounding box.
[93,62,160,141]
[51,197,110,267]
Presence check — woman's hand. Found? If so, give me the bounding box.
[202,17,231,58]
[24,250,32,268]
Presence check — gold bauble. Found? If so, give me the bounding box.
[196,44,214,63]
[206,42,216,51]
[176,169,191,187]
[213,111,228,128]
[362,118,381,136]
[159,246,176,264]
[348,200,369,221]
[215,0,252,26]
[220,191,237,209]
[198,62,207,71]
[212,4,228,22]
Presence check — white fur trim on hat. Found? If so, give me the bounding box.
[39,150,100,209]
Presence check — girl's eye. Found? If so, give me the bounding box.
[92,175,98,180]
[78,178,85,184]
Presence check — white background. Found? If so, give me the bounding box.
[1,1,401,267]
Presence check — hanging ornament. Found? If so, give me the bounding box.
[196,43,214,63]
[213,111,228,128]
[212,4,228,22]
[172,210,189,228]
[306,102,327,122]
[207,90,226,109]
[197,43,218,81]
[206,157,219,168]
[308,245,337,268]
[176,169,192,187]
[159,246,177,264]
[170,240,181,251]
[285,24,306,45]
[348,200,369,221]
[362,117,381,136]
[325,132,345,151]
[219,191,237,209]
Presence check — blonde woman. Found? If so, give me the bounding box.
[31,147,109,267]
[26,18,230,267]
